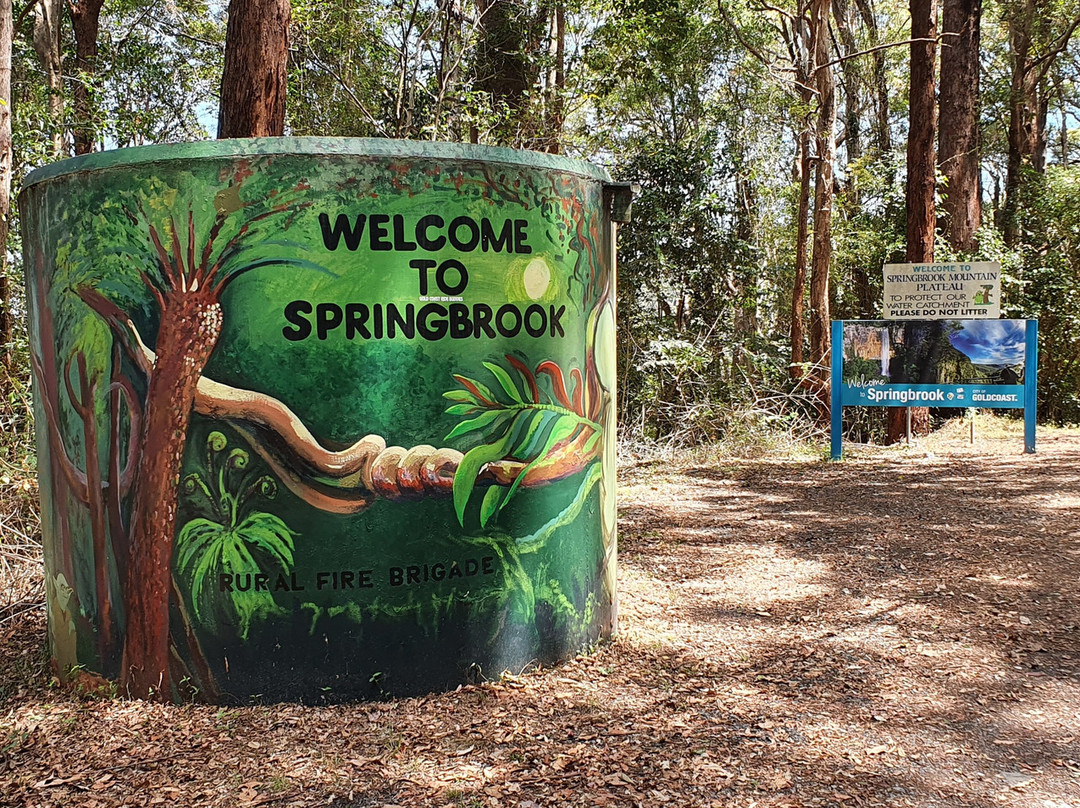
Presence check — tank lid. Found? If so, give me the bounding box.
[22,137,612,189]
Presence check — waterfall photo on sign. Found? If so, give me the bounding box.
[842,320,1027,387]
[21,140,618,702]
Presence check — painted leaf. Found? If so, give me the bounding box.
[444,403,481,417]
[236,512,296,568]
[445,407,513,442]
[480,485,507,528]
[483,361,525,404]
[502,415,581,506]
[513,409,561,459]
[505,354,539,402]
[518,462,602,546]
[453,374,498,406]
[452,426,519,526]
[443,389,478,404]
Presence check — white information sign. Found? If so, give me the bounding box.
[882,261,1000,319]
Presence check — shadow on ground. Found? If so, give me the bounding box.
[2,423,1079,807]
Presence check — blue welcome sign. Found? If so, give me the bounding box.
[830,319,1038,459]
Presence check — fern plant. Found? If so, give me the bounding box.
[443,355,605,536]
[175,431,297,638]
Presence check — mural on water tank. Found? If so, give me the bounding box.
[22,140,617,702]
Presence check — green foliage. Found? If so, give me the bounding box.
[7,0,1080,461]
[289,0,395,137]
[444,356,601,528]
[94,1,221,147]
[175,431,297,638]
[1009,166,1080,423]
[289,0,578,147]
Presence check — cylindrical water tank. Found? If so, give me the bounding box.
[21,138,619,702]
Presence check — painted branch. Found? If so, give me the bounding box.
[169,576,221,701]
[108,374,141,494]
[75,352,114,659]
[79,288,598,512]
[28,349,90,502]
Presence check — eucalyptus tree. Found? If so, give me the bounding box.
[288,0,396,137]
[885,0,937,443]
[0,0,9,372]
[31,0,64,158]
[717,0,840,392]
[219,0,289,137]
[938,0,982,253]
[581,0,795,438]
[996,0,1080,245]
[69,0,106,155]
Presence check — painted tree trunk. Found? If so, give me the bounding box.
[73,354,113,658]
[121,294,222,699]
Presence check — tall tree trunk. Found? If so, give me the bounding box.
[853,0,892,166]
[31,0,64,158]
[938,0,981,253]
[0,0,11,372]
[809,0,834,387]
[890,0,937,444]
[907,0,937,262]
[121,292,222,699]
[218,0,290,138]
[833,0,862,168]
[1001,1,1080,244]
[779,12,814,381]
[734,144,760,338]
[474,0,546,146]
[1054,69,1069,166]
[69,0,105,155]
[790,124,812,380]
[1002,0,1035,247]
[543,0,565,153]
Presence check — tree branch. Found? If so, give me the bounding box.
[818,35,952,72]
[716,1,784,70]
[1030,14,1080,80]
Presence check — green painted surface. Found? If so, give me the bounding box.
[22,139,617,702]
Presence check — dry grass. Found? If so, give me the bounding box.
[0,360,42,627]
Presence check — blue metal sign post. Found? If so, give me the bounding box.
[1025,319,1038,454]
[830,319,1038,460]
[831,320,844,461]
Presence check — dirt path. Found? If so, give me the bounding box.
[2,419,1079,807]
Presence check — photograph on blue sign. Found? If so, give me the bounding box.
[830,319,1037,459]
[839,320,1027,409]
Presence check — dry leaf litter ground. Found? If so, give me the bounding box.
[2,417,1079,808]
